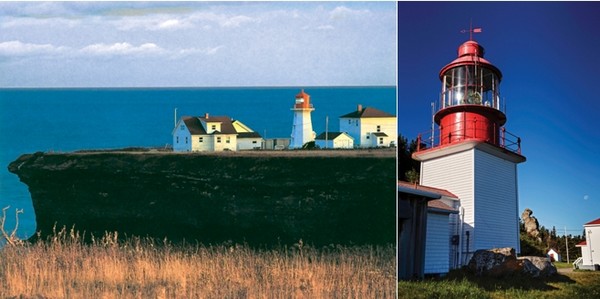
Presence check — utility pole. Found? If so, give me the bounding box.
[325,116,329,149]
[565,226,570,264]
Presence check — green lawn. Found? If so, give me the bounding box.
[398,270,600,299]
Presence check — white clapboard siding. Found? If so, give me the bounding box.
[473,149,520,252]
[421,149,474,231]
[424,212,451,274]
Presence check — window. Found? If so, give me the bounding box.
[180,125,185,130]
[176,136,179,143]
[379,138,384,145]
[366,134,370,139]
[199,137,203,143]
[211,125,216,131]
[185,137,188,144]
[376,125,381,132]
[226,137,231,144]
[348,119,351,124]
[217,137,221,143]
[252,141,257,144]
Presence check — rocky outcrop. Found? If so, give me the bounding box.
[521,208,542,242]
[8,150,395,246]
[468,248,557,277]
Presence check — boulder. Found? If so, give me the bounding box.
[468,248,557,277]
[468,247,516,276]
[518,256,557,277]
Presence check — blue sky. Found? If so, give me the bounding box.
[399,2,600,236]
[0,1,396,87]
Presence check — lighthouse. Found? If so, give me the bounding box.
[290,89,316,148]
[412,36,526,266]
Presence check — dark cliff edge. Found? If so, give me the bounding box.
[8,150,395,246]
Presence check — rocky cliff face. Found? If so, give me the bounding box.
[8,150,395,246]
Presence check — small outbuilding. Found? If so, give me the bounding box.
[547,248,561,262]
[314,132,354,149]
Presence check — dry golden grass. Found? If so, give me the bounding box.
[0,228,395,298]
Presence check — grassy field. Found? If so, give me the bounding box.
[0,228,396,298]
[397,268,600,299]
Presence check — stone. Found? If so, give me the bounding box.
[468,248,557,277]
[521,208,542,242]
[518,256,557,277]
[468,247,517,276]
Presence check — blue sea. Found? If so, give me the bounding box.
[0,86,396,240]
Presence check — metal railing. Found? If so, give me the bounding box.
[415,118,522,155]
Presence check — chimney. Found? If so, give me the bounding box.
[357,104,363,112]
[204,113,209,119]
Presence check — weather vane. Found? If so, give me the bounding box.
[460,20,482,41]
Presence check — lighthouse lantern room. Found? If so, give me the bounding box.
[290,89,316,148]
[413,34,526,268]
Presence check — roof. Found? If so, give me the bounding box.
[315,132,351,140]
[428,199,457,214]
[340,107,395,118]
[372,132,388,137]
[182,116,207,135]
[179,115,256,136]
[198,115,238,134]
[397,181,459,199]
[296,89,310,98]
[237,132,262,139]
[576,241,587,247]
[584,218,600,226]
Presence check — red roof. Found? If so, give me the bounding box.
[584,218,600,226]
[296,89,309,98]
[428,199,456,213]
[397,181,459,199]
[576,241,587,247]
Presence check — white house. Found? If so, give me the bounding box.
[339,105,396,148]
[314,132,354,149]
[547,248,561,262]
[173,114,262,152]
[574,217,600,270]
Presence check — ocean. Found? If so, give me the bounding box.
[0,86,396,239]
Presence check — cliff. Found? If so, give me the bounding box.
[8,150,395,246]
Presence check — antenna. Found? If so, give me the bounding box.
[431,102,435,147]
[174,108,178,128]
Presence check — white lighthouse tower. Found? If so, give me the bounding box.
[290,89,316,148]
[412,36,526,266]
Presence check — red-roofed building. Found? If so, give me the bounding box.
[574,217,600,270]
[398,181,459,276]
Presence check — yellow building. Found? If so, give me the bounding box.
[173,113,262,152]
[339,105,397,148]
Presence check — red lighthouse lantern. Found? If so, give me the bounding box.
[436,39,506,146]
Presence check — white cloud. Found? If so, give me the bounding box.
[329,6,370,20]
[0,40,66,56]
[220,15,257,28]
[79,42,165,56]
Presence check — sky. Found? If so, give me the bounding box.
[0,1,396,87]
[398,2,600,236]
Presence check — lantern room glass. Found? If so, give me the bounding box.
[441,65,500,110]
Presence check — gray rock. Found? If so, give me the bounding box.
[468,248,557,277]
[518,256,557,277]
[521,208,542,242]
